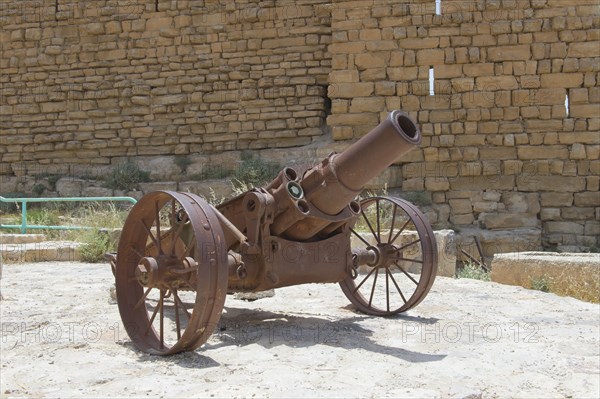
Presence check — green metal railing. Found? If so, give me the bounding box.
[0,196,137,234]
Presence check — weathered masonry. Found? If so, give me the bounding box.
[1,0,599,251]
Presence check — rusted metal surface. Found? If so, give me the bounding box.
[113,110,438,355]
[115,191,228,355]
[339,197,437,316]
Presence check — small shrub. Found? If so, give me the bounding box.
[69,203,128,262]
[530,276,551,293]
[456,262,490,281]
[32,183,46,197]
[204,187,227,206]
[233,152,280,188]
[400,191,432,207]
[47,175,61,191]
[27,208,62,238]
[202,165,233,180]
[174,155,192,173]
[28,208,61,227]
[103,162,151,191]
[584,244,600,254]
[37,174,62,191]
[79,230,114,263]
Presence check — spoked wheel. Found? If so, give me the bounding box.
[115,191,228,355]
[340,196,437,316]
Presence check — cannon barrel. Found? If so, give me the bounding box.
[263,110,421,241]
[303,110,421,216]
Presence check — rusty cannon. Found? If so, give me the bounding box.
[111,110,437,355]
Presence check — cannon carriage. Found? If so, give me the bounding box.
[111,110,437,355]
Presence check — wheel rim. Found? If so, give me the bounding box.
[340,196,437,316]
[116,191,228,355]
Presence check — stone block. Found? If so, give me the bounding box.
[491,252,600,303]
[585,221,600,236]
[329,70,359,83]
[517,176,586,192]
[425,177,450,191]
[82,186,114,197]
[476,76,518,91]
[416,49,445,65]
[487,45,531,61]
[481,213,539,229]
[567,41,600,58]
[329,83,374,98]
[574,192,600,207]
[349,97,385,113]
[458,228,540,260]
[502,192,540,214]
[545,221,584,235]
[517,145,568,160]
[540,73,584,88]
[56,178,85,197]
[449,199,472,214]
[540,208,561,220]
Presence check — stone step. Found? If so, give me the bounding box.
[0,241,81,263]
[0,234,47,244]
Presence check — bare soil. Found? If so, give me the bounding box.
[1,262,599,398]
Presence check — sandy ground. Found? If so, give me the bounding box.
[1,262,599,399]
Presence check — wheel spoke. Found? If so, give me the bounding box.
[375,200,381,242]
[387,268,407,304]
[144,291,163,336]
[183,239,196,258]
[385,267,390,312]
[394,262,419,285]
[159,289,165,349]
[389,218,411,245]
[361,209,380,244]
[387,204,398,244]
[173,289,182,340]
[395,239,421,253]
[169,220,187,256]
[155,201,163,255]
[353,266,379,293]
[171,199,176,225]
[396,257,424,264]
[368,267,379,307]
[130,244,145,260]
[141,220,160,249]
[134,287,153,310]
[173,290,191,319]
[350,228,371,247]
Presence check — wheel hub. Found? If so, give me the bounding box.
[135,255,196,289]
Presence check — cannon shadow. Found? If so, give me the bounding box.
[205,305,446,364]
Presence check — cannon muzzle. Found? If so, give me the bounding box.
[301,110,421,216]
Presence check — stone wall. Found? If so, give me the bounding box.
[0,0,332,161]
[1,0,599,251]
[328,0,599,251]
